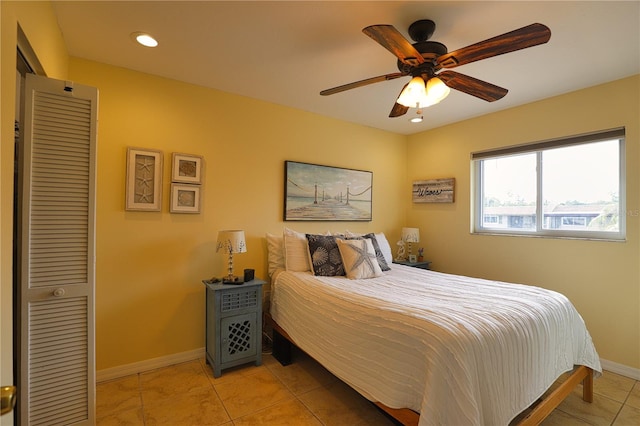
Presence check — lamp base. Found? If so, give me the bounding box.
[222,275,244,285]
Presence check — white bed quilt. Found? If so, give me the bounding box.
[270,265,601,425]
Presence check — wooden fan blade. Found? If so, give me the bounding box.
[438,70,508,102]
[389,83,410,117]
[389,102,409,118]
[320,72,406,96]
[363,25,425,66]
[436,23,551,69]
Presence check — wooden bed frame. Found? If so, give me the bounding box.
[265,313,594,426]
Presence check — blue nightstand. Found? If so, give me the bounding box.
[203,279,265,377]
[393,260,432,270]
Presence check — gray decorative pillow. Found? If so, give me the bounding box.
[336,238,384,280]
[362,233,391,271]
[306,234,345,277]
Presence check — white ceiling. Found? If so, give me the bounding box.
[51,1,640,135]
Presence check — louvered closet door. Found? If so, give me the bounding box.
[19,74,97,426]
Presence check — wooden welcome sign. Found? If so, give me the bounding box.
[412,178,455,203]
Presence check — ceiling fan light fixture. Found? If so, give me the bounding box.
[426,77,450,104]
[409,115,423,123]
[397,76,428,108]
[398,76,450,108]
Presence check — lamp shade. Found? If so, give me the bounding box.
[401,227,420,243]
[216,230,247,254]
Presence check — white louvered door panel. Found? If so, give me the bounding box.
[20,74,97,426]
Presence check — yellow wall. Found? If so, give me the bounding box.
[0,0,69,408]
[407,75,640,369]
[67,58,407,370]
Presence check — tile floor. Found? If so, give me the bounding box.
[97,348,640,425]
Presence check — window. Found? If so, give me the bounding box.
[473,128,625,240]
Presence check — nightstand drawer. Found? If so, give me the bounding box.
[221,288,259,313]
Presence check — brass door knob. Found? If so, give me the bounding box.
[1,385,17,415]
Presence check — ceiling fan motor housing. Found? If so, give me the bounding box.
[396,41,448,74]
[408,19,436,42]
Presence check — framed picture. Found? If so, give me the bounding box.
[171,153,203,184]
[408,254,417,263]
[170,183,201,213]
[125,147,163,211]
[284,161,372,221]
[412,178,455,203]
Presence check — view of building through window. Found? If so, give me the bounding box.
[477,137,622,238]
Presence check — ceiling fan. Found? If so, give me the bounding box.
[320,20,551,118]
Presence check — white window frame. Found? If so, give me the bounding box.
[472,128,626,241]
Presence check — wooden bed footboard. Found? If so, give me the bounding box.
[265,313,594,426]
[518,364,593,426]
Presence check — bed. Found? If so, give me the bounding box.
[266,229,601,425]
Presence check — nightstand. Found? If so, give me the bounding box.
[203,279,265,377]
[393,260,432,270]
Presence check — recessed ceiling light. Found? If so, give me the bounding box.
[131,32,158,48]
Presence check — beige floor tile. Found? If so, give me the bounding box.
[96,360,638,426]
[557,392,623,426]
[298,380,394,426]
[214,368,294,419]
[140,360,212,404]
[593,371,636,403]
[143,385,230,426]
[625,381,640,409]
[96,407,145,426]
[614,404,640,425]
[541,408,594,425]
[233,398,323,426]
[96,375,141,419]
[200,357,268,385]
[266,353,337,395]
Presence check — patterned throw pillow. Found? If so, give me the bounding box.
[306,234,345,277]
[362,233,391,271]
[336,238,384,280]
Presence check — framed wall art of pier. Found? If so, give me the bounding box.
[284,161,372,221]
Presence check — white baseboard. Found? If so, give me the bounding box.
[600,358,640,380]
[96,347,205,383]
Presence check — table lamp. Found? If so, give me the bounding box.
[216,230,246,283]
[402,227,420,262]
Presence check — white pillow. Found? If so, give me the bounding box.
[283,227,311,272]
[266,233,285,276]
[336,238,384,280]
[375,232,393,265]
